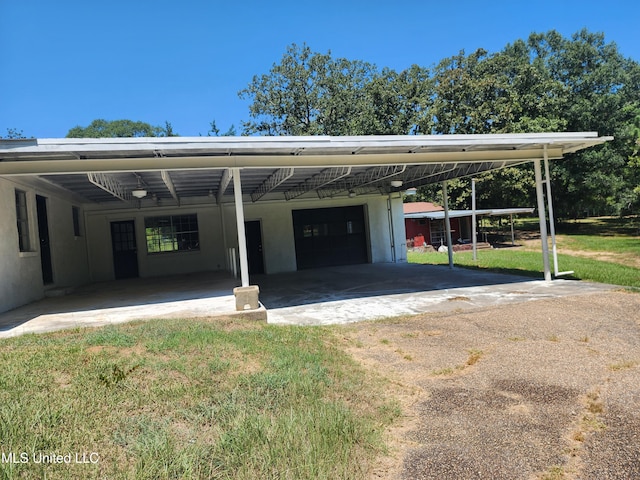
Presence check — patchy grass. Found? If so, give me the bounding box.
[0,319,398,479]
[608,360,638,371]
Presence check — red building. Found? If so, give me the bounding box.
[404,202,467,248]
[404,202,534,248]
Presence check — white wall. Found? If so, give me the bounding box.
[221,193,408,274]
[1,176,408,313]
[0,176,91,314]
[85,204,227,282]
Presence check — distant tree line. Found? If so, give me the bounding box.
[4,29,639,217]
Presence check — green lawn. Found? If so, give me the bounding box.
[417,215,640,289]
[408,247,640,289]
[0,319,398,480]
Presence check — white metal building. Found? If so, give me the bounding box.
[0,133,611,314]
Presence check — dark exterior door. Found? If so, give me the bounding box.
[110,220,139,279]
[245,220,264,275]
[36,195,53,284]
[292,206,368,270]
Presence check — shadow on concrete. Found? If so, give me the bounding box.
[255,263,537,309]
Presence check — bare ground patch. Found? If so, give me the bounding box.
[339,291,640,479]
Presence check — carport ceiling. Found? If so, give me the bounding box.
[0,133,611,205]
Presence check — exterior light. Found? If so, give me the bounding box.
[390,180,403,188]
[132,176,147,198]
[348,190,357,198]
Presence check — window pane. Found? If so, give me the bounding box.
[144,214,199,254]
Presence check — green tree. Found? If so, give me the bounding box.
[239,43,432,136]
[66,119,165,138]
[240,43,377,135]
[529,29,640,217]
[1,128,27,139]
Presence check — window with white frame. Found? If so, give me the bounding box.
[15,189,31,251]
[144,214,199,254]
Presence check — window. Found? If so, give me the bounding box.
[72,206,81,236]
[145,214,199,254]
[15,190,31,251]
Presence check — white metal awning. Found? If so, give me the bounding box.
[405,207,535,220]
[0,133,612,205]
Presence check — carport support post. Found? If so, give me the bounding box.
[442,181,454,269]
[543,145,560,275]
[471,178,477,261]
[534,159,552,282]
[232,168,250,287]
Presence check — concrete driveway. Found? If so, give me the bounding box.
[0,263,615,337]
[257,263,615,325]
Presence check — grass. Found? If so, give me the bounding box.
[408,215,640,289]
[408,248,640,288]
[0,319,399,479]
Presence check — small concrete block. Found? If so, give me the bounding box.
[233,285,260,311]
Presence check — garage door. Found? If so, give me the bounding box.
[292,206,368,270]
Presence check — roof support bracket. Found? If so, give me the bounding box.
[284,166,352,200]
[87,172,132,203]
[250,167,295,202]
[217,168,232,204]
[161,170,180,205]
[317,165,406,198]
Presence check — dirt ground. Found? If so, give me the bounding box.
[340,290,640,480]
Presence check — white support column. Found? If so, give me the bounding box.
[387,194,396,263]
[471,178,477,261]
[232,168,250,287]
[543,145,573,277]
[510,214,515,246]
[534,159,552,282]
[544,145,559,274]
[442,181,454,269]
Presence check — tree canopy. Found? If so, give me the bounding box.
[240,31,640,217]
[66,119,173,138]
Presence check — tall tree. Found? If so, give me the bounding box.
[530,29,640,217]
[239,43,432,136]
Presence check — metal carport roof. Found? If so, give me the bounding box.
[0,132,611,206]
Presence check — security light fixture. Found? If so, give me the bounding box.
[390,180,403,188]
[131,176,147,199]
[348,190,357,198]
[131,188,147,199]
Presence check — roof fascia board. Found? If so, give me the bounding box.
[0,132,611,157]
[0,149,566,176]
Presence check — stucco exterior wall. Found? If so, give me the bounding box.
[0,177,91,314]
[85,204,227,282]
[1,177,408,313]
[221,194,407,274]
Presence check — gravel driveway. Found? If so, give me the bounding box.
[342,290,640,479]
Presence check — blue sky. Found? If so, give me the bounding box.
[1,0,639,138]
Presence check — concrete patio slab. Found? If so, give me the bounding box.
[0,264,616,337]
[257,264,617,325]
